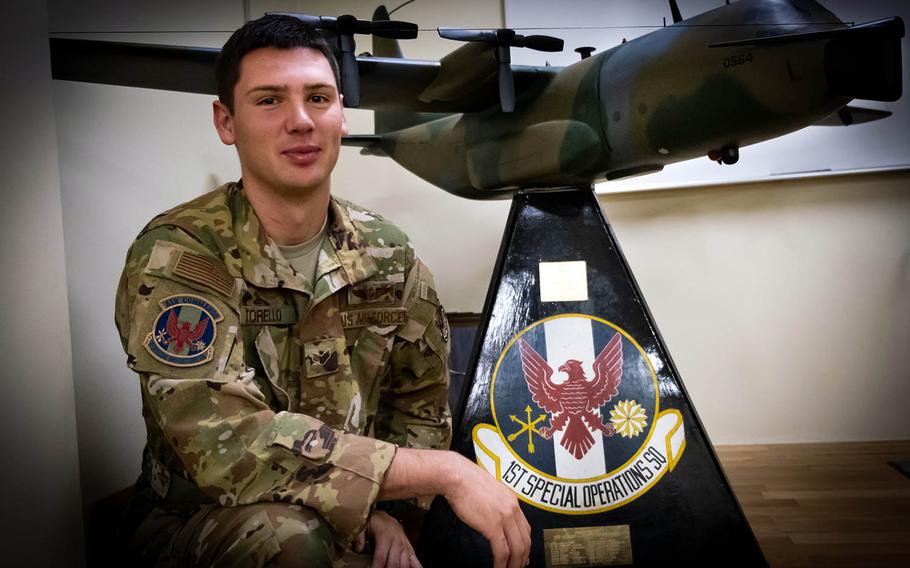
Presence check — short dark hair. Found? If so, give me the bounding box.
[215,14,341,113]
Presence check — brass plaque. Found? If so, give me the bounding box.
[543,525,632,567]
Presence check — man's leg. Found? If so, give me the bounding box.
[160,502,367,567]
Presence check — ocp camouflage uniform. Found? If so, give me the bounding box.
[115,182,452,566]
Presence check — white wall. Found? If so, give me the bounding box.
[602,171,910,444]
[0,1,84,565]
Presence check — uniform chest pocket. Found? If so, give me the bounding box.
[349,326,395,386]
[250,326,294,410]
[300,337,359,429]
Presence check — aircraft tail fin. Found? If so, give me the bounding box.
[372,5,404,58]
[668,0,683,24]
[813,105,892,127]
[369,5,447,134]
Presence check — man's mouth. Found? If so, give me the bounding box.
[282,145,320,165]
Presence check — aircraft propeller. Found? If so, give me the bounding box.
[270,12,418,108]
[437,28,563,112]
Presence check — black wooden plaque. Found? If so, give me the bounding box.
[417,188,766,566]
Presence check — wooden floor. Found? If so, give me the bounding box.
[715,440,910,568]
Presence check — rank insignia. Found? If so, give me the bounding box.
[304,338,343,378]
[144,294,223,367]
[473,314,685,514]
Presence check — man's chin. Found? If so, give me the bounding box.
[272,177,331,197]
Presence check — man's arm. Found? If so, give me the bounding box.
[372,251,529,567]
[375,255,452,472]
[379,448,531,568]
[117,226,396,542]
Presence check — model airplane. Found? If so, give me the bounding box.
[50,0,904,199]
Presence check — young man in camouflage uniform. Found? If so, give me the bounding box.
[115,14,530,568]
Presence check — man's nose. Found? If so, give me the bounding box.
[286,100,315,133]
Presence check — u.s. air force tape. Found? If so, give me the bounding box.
[340,308,408,329]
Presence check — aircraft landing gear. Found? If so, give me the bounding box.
[708,144,739,165]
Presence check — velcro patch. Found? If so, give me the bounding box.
[348,282,403,305]
[173,251,235,297]
[293,425,339,459]
[144,294,223,367]
[240,304,298,326]
[340,308,408,329]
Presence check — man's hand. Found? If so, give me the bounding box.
[379,448,531,568]
[443,454,531,568]
[354,510,422,568]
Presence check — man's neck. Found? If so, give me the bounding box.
[242,179,331,246]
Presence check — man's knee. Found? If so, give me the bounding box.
[261,504,334,567]
[170,502,336,567]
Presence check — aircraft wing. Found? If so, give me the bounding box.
[358,56,557,113]
[50,38,219,95]
[49,38,557,113]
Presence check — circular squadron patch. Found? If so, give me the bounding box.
[472,314,685,514]
[144,294,223,367]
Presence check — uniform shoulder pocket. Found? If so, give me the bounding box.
[126,241,242,380]
[144,240,238,300]
[398,259,440,343]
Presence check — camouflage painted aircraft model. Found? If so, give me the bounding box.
[51,0,904,200]
[349,0,905,199]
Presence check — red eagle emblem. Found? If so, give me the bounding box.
[165,310,209,353]
[517,332,623,459]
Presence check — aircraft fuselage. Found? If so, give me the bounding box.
[380,0,898,198]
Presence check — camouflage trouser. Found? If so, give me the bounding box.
[144,502,370,567]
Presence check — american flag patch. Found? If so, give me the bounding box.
[173,251,235,297]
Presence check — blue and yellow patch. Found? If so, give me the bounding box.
[144,294,223,367]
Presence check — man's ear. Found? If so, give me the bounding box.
[213,100,236,145]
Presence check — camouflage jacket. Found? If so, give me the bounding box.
[115,182,452,542]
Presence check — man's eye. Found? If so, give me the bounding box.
[310,94,329,103]
[258,97,279,105]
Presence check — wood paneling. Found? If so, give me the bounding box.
[716,441,910,567]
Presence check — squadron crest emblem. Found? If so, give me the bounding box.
[144,294,223,367]
[473,314,686,514]
[517,333,623,459]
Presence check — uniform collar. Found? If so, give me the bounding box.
[232,182,377,297]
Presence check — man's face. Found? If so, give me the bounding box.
[213,46,348,197]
